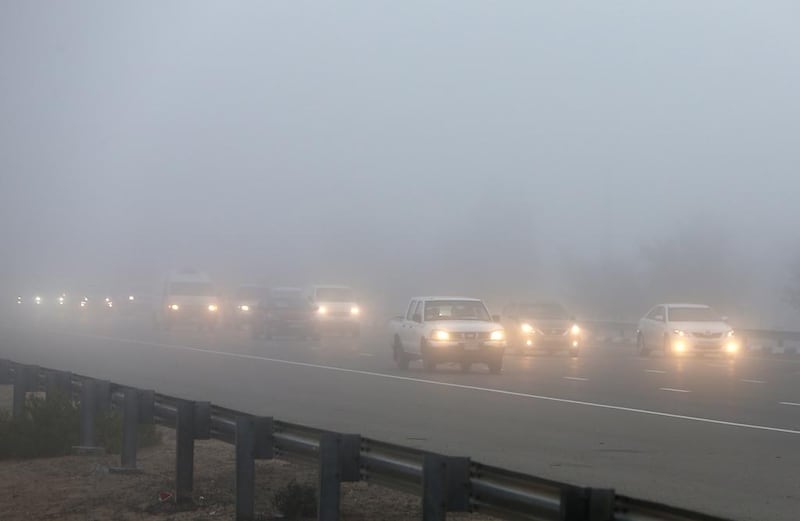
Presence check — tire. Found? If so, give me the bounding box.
[487,356,503,375]
[393,336,409,370]
[637,334,650,356]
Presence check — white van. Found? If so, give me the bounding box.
[154,269,221,330]
[308,285,361,337]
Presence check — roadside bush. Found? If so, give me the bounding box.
[273,479,317,519]
[0,393,79,459]
[0,394,160,460]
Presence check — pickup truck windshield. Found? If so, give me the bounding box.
[316,288,354,302]
[424,300,490,321]
[168,282,215,296]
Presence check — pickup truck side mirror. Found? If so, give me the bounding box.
[412,313,422,323]
[492,314,501,323]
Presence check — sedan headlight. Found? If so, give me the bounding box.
[350,306,360,316]
[570,324,581,335]
[208,304,218,312]
[169,304,180,311]
[317,305,328,315]
[490,330,505,341]
[432,330,450,341]
[521,323,534,334]
[239,304,250,312]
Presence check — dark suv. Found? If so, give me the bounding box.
[251,288,318,340]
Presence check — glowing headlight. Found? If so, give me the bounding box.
[106,301,113,308]
[169,304,180,311]
[490,330,505,341]
[208,304,218,312]
[35,296,42,304]
[317,306,328,315]
[432,330,450,341]
[673,329,688,337]
[674,341,686,353]
[726,342,738,354]
[570,324,581,335]
[726,330,735,338]
[128,295,135,301]
[80,301,87,308]
[58,297,65,305]
[521,323,534,334]
[16,296,22,304]
[239,304,250,312]
[350,306,360,316]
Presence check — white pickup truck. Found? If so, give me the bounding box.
[389,297,506,373]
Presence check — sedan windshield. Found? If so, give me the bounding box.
[668,307,722,322]
[518,303,570,320]
[424,300,491,321]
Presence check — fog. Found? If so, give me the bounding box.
[2,2,799,326]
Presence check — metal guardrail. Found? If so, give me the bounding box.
[0,359,733,521]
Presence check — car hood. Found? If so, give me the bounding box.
[427,320,502,332]
[669,321,731,334]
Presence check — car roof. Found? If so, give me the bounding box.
[411,296,482,302]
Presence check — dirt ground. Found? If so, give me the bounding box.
[0,385,493,520]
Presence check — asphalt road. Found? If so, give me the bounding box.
[2,314,799,521]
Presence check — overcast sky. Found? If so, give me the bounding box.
[1,2,799,322]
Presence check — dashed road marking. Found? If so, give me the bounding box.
[563,376,588,381]
[660,387,691,393]
[63,332,800,436]
[779,402,800,407]
[741,379,765,384]
[644,369,666,374]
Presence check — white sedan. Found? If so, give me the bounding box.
[636,303,738,357]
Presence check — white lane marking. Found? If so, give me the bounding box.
[71,332,800,436]
[563,376,588,381]
[644,369,666,374]
[779,402,800,407]
[359,352,375,357]
[659,387,691,393]
[741,379,765,384]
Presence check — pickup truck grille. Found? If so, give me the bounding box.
[450,332,490,341]
[541,329,567,336]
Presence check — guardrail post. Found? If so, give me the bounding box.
[561,486,614,521]
[318,433,341,521]
[120,388,140,469]
[12,364,38,418]
[0,359,12,384]
[79,379,98,448]
[235,416,256,521]
[46,370,72,401]
[422,454,471,521]
[175,400,196,504]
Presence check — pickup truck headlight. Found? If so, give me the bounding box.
[208,304,218,312]
[350,306,360,316]
[521,323,534,334]
[432,330,450,341]
[317,306,328,315]
[490,330,505,341]
[570,324,581,335]
[169,304,180,311]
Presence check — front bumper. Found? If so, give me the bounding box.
[521,335,580,350]
[426,340,505,362]
[670,337,739,355]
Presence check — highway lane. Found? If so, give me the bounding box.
[1,318,799,520]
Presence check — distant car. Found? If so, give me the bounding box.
[228,284,269,329]
[154,269,221,330]
[389,297,506,373]
[252,287,317,340]
[636,303,738,357]
[308,285,361,337]
[501,301,582,356]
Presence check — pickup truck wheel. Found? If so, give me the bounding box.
[393,336,409,370]
[421,340,437,372]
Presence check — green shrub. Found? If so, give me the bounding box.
[0,394,79,459]
[0,394,161,460]
[273,479,317,519]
